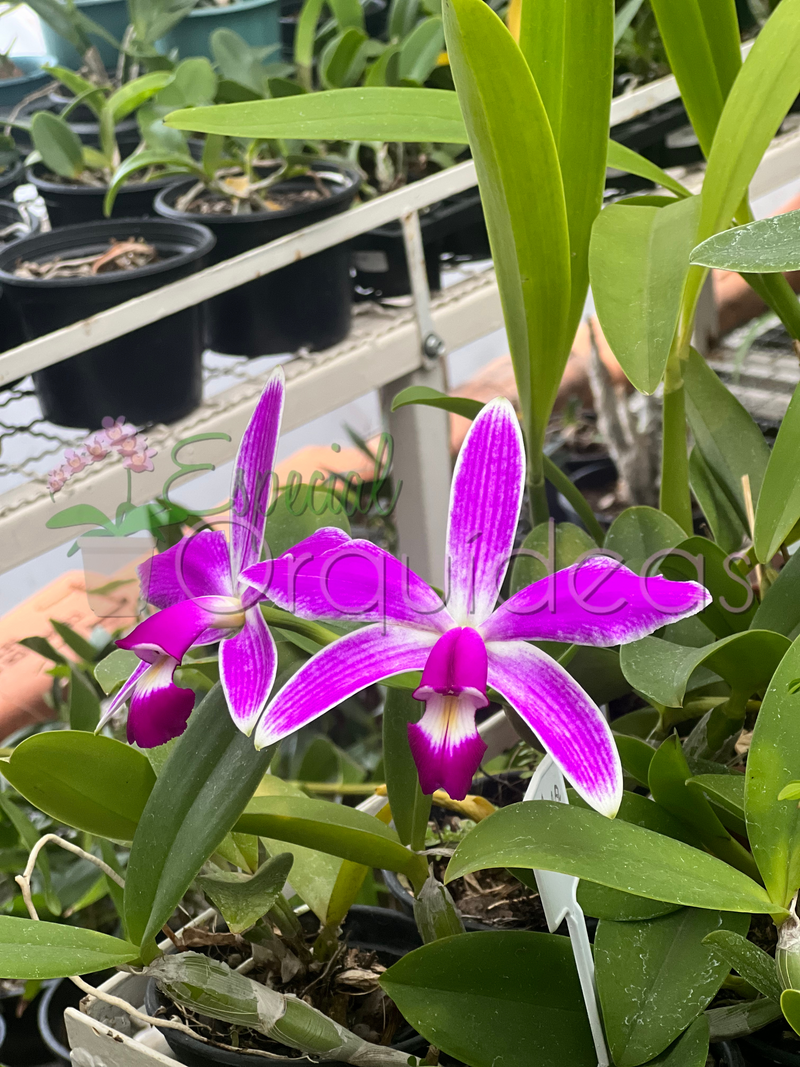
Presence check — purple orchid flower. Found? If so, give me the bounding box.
[99,369,290,748]
[242,398,710,814]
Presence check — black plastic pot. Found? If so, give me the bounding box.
[155,161,360,357]
[27,164,181,229]
[0,158,25,198]
[1,199,41,365]
[741,1023,800,1065]
[0,986,51,1066]
[713,1041,746,1066]
[0,217,215,428]
[144,906,426,1067]
[38,971,115,1064]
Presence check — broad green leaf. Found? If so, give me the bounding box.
[589,194,700,395]
[196,853,293,934]
[754,383,800,562]
[46,505,114,531]
[389,0,420,39]
[0,795,60,916]
[211,30,268,97]
[778,781,800,801]
[31,111,84,180]
[607,139,692,200]
[782,989,800,1037]
[596,907,748,1066]
[753,548,800,637]
[19,637,66,665]
[399,18,445,84]
[383,688,430,851]
[689,447,744,556]
[644,1017,710,1067]
[565,646,630,706]
[0,917,139,978]
[620,630,790,709]
[702,929,782,1002]
[266,483,350,561]
[510,521,596,592]
[444,0,571,459]
[577,881,680,922]
[124,684,274,949]
[296,736,363,786]
[745,632,800,909]
[518,0,613,338]
[107,71,175,125]
[1,731,156,842]
[615,734,655,788]
[661,537,756,637]
[604,505,686,573]
[166,87,468,141]
[691,211,800,272]
[683,347,770,530]
[67,669,101,732]
[94,649,141,695]
[446,801,779,916]
[380,931,596,1067]
[390,385,483,420]
[687,775,745,830]
[329,0,366,30]
[158,57,218,109]
[235,795,428,889]
[320,28,369,89]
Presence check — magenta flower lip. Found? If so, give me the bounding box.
[247,397,711,812]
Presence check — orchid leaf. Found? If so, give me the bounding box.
[542,458,604,543]
[589,196,700,395]
[320,29,369,89]
[645,1017,710,1067]
[166,87,469,141]
[390,385,483,420]
[30,111,84,181]
[689,447,744,557]
[325,859,369,927]
[0,795,60,916]
[708,997,782,1041]
[399,18,445,84]
[614,734,655,788]
[691,211,800,272]
[446,801,779,917]
[752,549,800,637]
[596,908,748,1066]
[606,139,692,200]
[782,990,800,1037]
[443,0,571,459]
[266,484,350,561]
[67,668,101,732]
[604,506,686,574]
[383,688,430,851]
[745,633,800,910]
[687,775,745,834]
[94,649,141,695]
[295,0,325,86]
[702,930,782,1002]
[754,383,800,563]
[660,537,756,638]
[0,732,155,842]
[127,0,197,45]
[389,0,420,40]
[49,620,99,663]
[46,505,114,532]
[105,149,200,215]
[125,684,274,950]
[380,931,597,1067]
[0,917,139,979]
[511,522,597,591]
[196,853,293,934]
[19,636,66,665]
[577,881,680,922]
[45,65,105,117]
[107,71,175,125]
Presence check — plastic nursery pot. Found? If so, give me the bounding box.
[158,0,281,60]
[27,164,183,230]
[0,984,51,1066]
[142,906,427,1067]
[0,217,215,428]
[39,0,128,69]
[741,1022,800,1065]
[154,161,360,358]
[712,1041,746,1066]
[0,56,57,110]
[0,199,41,365]
[0,159,25,198]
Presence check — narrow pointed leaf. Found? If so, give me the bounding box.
[754,383,800,562]
[752,549,800,635]
[661,537,756,637]
[390,385,483,420]
[196,853,293,934]
[607,138,692,200]
[0,917,139,978]
[383,688,431,851]
[689,447,745,556]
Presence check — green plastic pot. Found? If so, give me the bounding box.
[0,56,56,109]
[39,0,127,69]
[158,0,280,59]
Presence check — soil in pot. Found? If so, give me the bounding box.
[143,906,431,1066]
[155,162,360,357]
[0,218,215,428]
[27,163,182,229]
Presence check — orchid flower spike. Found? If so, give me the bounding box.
[243,398,710,815]
[100,369,292,749]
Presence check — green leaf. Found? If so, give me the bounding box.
[296,735,363,785]
[127,0,197,45]
[445,801,779,917]
[518,0,613,340]
[596,907,748,1066]
[390,385,483,420]
[49,620,99,663]
[45,65,105,118]
[380,931,597,1067]
[0,795,60,917]
[577,880,680,922]
[782,989,800,1037]
[94,649,141,695]
[399,17,445,85]
[211,30,268,97]
[320,28,370,89]
[124,684,274,949]
[46,504,113,531]
[745,632,800,909]
[753,549,800,639]
[689,447,744,556]
[266,484,351,561]
[105,147,198,216]
[235,795,428,890]
[708,997,782,1041]
[702,929,782,1002]
[168,87,467,141]
[383,688,430,851]
[691,210,800,273]
[778,781,800,801]
[687,775,745,827]
[661,537,756,638]
[606,139,692,201]
[614,0,644,43]
[589,196,700,395]
[683,346,770,531]
[294,0,326,86]
[644,1016,710,1067]
[31,111,84,180]
[389,0,420,40]
[107,71,175,125]
[510,521,596,592]
[0,731,156,842]
[620,630,790,709]
[329,0,366,31]
[158,56,218,109]
[444,0,571,460]
[196,853,293,934]
[68,669,101,732]
[18,637,66,665]
[0,917,139,978]
[604,505,687,574]
[26,0,93,55]
[542,456,605,544]
[615,734,655,788]
[754,383,800,563]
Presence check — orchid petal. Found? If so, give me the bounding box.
[126,654,195,748]
[414,627,488,699]
[254,624,437,749]
[241,526,353,604]
[487,640,622,817]
[408,691,488,800]
[118,595,244,663]
[481,556,711,646]
[138,530,232,610]
[245,539,451,633]
[96,659,149,732]
[230,369,284,579]
[219,607,277,735]
[446,397,525,626]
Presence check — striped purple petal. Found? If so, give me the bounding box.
[254,624,437,749]
[486,640,622,817]
[481,556,711,646]
[230,369,284,580]
[219,607,277,735]
[138,530,233,610]
[247,538,450,633]
[446,398,525,626]
[126,654,195,748]
[117,595,244,663]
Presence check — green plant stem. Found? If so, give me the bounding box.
[126,468,132,506]
[660,354,693,535]
[261,606,339,647]
[527,447,550,528]
[542,455,605,544]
